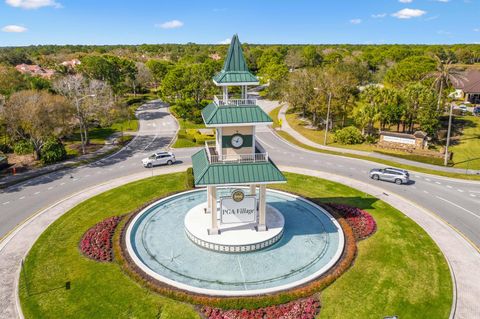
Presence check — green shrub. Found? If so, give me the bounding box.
[13,140,34,155]
[185,167,194,188]
[41,138,67,164]
[333,126,365,145]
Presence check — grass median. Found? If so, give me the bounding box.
[19,172,452,318]
[269,107,480,180]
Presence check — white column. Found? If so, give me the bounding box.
[250,184,256,195]
[258,185,267,231]
[206,186,211,213]
[209,186,219,235]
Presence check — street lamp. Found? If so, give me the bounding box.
[76,94,96,155]
[444,103,453,166]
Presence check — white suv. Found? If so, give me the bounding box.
[142,152,176,168]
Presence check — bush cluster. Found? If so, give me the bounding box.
[333,126,364,145]
[40,138,67,164]
[185,167,195,188]
[201,297,320,319]
[80,216,123,262]
[13,140,34,155]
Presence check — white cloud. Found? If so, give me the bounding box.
[372,13,387,18]
[5,0,61,9]
[399,0,413,3]
[2,24,27,32]
[350,18,362,24]
[218,38,231,45]
[474,28,480,32]
[435,0,450,2]
[392,8,427,19]
[155,20,184,29]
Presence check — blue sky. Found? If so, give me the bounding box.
[1,0,479,46]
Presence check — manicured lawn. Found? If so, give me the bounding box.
[19,172,451,318]
[285,111,452,166]
[450,115,480,170]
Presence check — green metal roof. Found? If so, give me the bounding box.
[213,34,258,85]
[202,103,272,126]
[191,149,286,186]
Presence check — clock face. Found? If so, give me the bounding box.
[231,134,244,149]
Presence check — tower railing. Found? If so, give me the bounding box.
[205,140,268,164]
[213,95,257,106]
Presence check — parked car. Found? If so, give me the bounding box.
[369,168,410,185]
[474,106,480,116]
[458,104,468,114]
[142,151,176,168]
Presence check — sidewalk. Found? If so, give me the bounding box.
[278,104,480,175]
[0,133,132,190]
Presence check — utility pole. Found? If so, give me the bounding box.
[444,103,453,166]
[324,92,332,146]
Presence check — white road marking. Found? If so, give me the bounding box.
[415,175,421,178]
[469,190,480,194]
[2,201,10,205]
[19,196,25,200]
[34,191,40,195]
[457,189,464,193]
[435,181,441,185]
[423,190,429,194]
[470,194,477,198]
[47,187,53,190]
[446,185,453,189]
[425,178,431,182]
[60,182,65,186]
[436,196,480,220]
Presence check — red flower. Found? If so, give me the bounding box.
[327,203,376,240]
[80,216,122,262]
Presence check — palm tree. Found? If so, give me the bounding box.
[427,55,466,111]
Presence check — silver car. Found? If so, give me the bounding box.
[369,167,409,185]
[142,151,176,168]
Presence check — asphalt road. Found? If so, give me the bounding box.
[1,101,479,250]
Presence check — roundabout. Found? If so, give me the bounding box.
[125,188,344,295]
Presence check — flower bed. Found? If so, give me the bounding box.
[201,297,320,319]
[80,216,122,262]
[327,203,376,240]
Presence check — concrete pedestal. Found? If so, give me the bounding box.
[184,202,284,253]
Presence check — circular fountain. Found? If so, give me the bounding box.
[125,188,344,296]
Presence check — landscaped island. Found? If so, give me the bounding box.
[19,172,452,319]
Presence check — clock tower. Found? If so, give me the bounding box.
[191,34,286,236]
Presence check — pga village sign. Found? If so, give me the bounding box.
[220,189,257,224]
